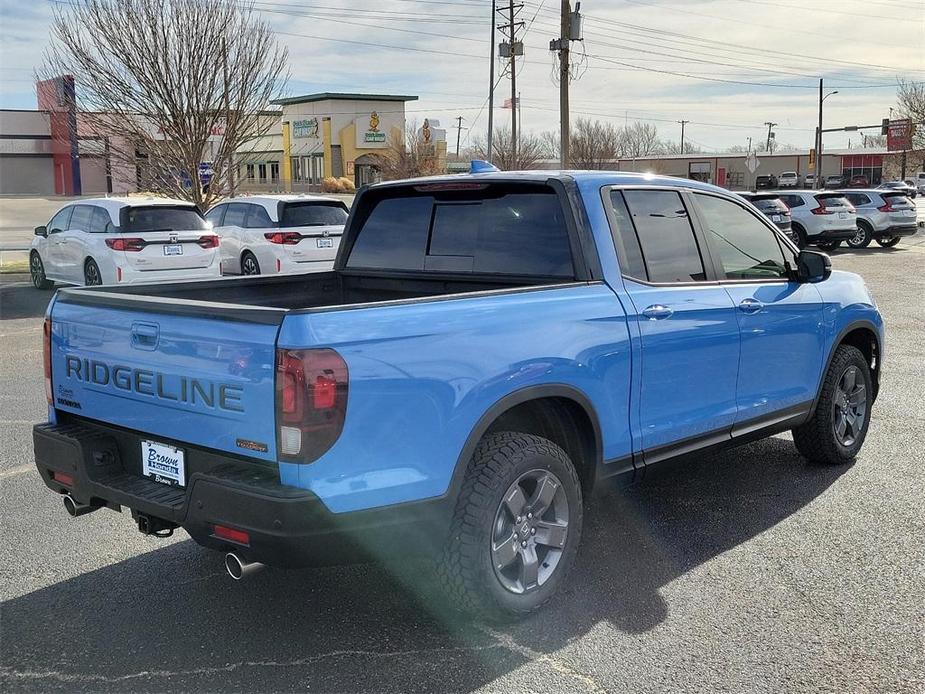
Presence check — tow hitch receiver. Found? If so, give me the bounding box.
[132,510,179,538]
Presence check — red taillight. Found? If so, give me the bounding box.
[811,203,832,215]
[197,234,219,249]
[213,524,250,545]
[877,201,894,212]
[275,348,348,463]
[51,470,74,487]
[264,232,302,245]
[43,318,52,405]
[105,237,146,252]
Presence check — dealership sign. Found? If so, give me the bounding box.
[362,111,386,144]
[887,119,913,151]
[293,118,319,139]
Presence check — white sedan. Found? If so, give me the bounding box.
[29,197,221,289]
[205,195,347,275]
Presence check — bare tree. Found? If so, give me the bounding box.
[622,122,661,158]
[896,79,925,170]
[569,117,622,169]
[374,121,445,180]
[470,127,546,170]
[38,0,287,209]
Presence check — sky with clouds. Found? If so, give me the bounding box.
[1,0,923,152]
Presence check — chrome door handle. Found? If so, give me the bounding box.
[642,304,673,320]
[738,298,763,314]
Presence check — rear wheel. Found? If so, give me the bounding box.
[876,236,901,248]
[792,345,872,465]
[241,251,260,275]
[437,431,583,619]
[84,258,102,286]
[30,252,52,289]
[846,221,872,249]
[792,223,808,249]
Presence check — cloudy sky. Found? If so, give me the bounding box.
[1,0,923,152]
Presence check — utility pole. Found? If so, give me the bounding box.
[678,120,689,155]
[558,0,571,168]
[764,121,777,153]
[498,1,523,166]
[454,115,466,156]
[487,0,496,160]
[816,79,823,189]
[747,136,752,154]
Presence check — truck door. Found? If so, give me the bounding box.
[690,192,825,424]
[605,188,741,459]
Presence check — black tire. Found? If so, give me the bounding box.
[875,236,901,248]
[792,345,872,465]
[816,239,840,251]
[30,252,52,289]
[437,431,583,619]
[792,223,808,249]
[84,258,102,286]
[846,221,872,249]
[241,251,260,275]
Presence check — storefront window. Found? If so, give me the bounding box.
[245,164,255,181]
[258,163,267,183]
[291,157,302,182]
[270,162,280,183]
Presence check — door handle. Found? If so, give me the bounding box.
[642,304,673,320]
[738,298,763,314]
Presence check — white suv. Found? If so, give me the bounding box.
[778,171,800,188]
[30,198,220,289]
[775,190,858,249]
[206,195,348,275]
[840,189,918,248]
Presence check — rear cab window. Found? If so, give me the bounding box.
[345,183,575,278]
[122,206,208,232]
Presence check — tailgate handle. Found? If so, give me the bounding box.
[131,322,159,350]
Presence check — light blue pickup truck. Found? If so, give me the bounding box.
[34,167,883,617]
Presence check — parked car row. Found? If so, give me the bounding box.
[30,194,347,289]
[755,171,925,195]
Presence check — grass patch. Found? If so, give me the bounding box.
[0,259,29,274]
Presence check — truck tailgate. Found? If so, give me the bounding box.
[49,295,280,462]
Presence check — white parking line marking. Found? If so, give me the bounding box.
[0,464,35,479]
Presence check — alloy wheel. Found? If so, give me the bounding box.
[84,261,101,286]
[30,254,44,287]
[242,254,259,275]
[491,469,569,595]
[832,365,867,447]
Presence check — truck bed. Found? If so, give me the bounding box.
[55,270,559,319]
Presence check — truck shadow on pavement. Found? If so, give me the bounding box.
[0,436,849,692]
[0,279,53,321]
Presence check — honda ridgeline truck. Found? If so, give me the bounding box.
[34,167,883,617]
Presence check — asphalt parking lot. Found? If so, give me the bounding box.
[1,235,924,693]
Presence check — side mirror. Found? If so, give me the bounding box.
[34,226,47,237]
[796,249,832,283]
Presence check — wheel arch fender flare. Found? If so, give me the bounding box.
[445,384,604,503]
[811,319,882,417]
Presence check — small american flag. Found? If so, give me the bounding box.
[502,97,520,109]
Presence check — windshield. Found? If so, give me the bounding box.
[123,206,207,232]
[280,201,348,228]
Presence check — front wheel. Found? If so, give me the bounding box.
[846,222,872,249]
[792,345,872,465]
[84,258,102,286]
[875,236,901,248]
[437,432,583,619]
[30,252,52,289]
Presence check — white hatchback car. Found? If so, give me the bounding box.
[778,171,800,188]
[205,195,348,275]
[30,198,221,289]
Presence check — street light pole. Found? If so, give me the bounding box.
[817,80,839,189]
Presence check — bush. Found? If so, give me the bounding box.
[337,177,356,192]
[320,176,341,193]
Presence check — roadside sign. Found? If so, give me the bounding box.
[745,151,759,173]
[808,148,816,170]
[887,119,913,151]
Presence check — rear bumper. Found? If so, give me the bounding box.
[117,261,221,285]
[874,224,918,238]
[813,227,857,241]
[33,419,449,567]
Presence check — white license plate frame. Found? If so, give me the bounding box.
[316,238,334,249]
[163,244,184,256]
[141,440,186,487]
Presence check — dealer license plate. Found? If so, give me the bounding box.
[316,238,334,249]
[838,212,849,219]
[141,440,186,487]
[163,244,183,256]
[771,214,781,222]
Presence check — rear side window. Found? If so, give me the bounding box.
[347,188,574,277]
[281,202,348,228]
[606,191,647,280]
[245,204,273,229]
[222,203,249,228]
[88,207,113,233]
[622,190,706,283]
[68,205,94,232]
[694,194,788,281]
[124,206,207,232]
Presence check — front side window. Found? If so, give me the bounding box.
[48,206,74,233]
[695,194,789,281]
[622,190,706,283]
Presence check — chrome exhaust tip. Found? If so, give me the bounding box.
[224,552,264,580]
[63,494,98,517]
